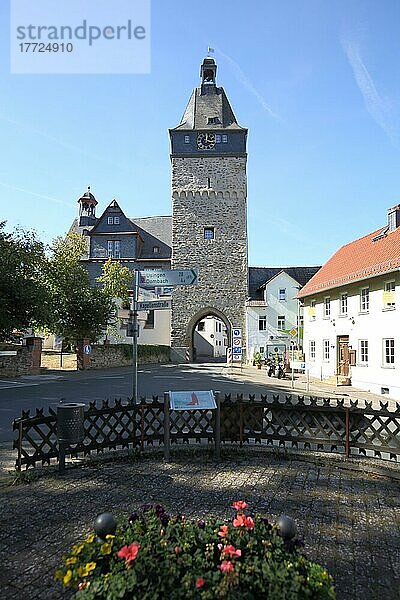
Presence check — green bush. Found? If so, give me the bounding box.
[55,502,335,599]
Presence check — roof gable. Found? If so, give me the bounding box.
[89,200,137,235]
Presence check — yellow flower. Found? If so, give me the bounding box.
[105,534,115,540]
[101,542,113,555]
[78,562,97,578]
[85,534,95,544]
[71,543,85,556]
[63,570,73,586]
[65,557,77,566]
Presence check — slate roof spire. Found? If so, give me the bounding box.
[172,56,246,131]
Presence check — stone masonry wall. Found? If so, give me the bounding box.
[84,344,171,370]
[0,338,42,378]
[171,155,248,360]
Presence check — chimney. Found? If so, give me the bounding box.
[387,204,400,232]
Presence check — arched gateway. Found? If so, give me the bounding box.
[169,57,248,362]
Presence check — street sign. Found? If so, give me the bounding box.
[139,268,198,288]
[169,390,216,411]
[290,328,298,337]
[233,338,241,346]
[138,288,156,301]
[232,354,242,362]
[233,328,242,338]
[137,300,172,311]
[233,347,242,354]
[290,361,307,370]
[83,344,91,355]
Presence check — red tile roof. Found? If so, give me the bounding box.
[298,225,400,298]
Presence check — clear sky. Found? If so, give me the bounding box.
[1,0,400,267]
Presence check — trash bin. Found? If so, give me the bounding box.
[57,403,85,445]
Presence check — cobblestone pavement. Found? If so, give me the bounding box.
[0,447,399,600]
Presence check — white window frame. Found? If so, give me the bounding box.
[184,135,190,144]
[309,340,316,361]
[340,293,348,316]
[383,338,395,367]
[222,134,228,143]
[277,315,285,330]
[107,240,113,257]
[383,280,396,309]
[360,287,369,313]
[107,216,113,225]
[323,297,331,318]
[359,339,368,364]
[323,339,330,362]
[259,315,267,331]
[114,216,120,225]
[215,134,221,143]
[278,288,286,301]
[114,240,120,259]
[309,299,316,321]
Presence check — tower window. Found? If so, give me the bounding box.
[222,134,228,143]
[208,117,220,124]
[184,135,190,144]
[215,134,221,143]
[204,227,215,240]
[153,246,160,254]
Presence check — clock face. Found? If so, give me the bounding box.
[197,132,216,150]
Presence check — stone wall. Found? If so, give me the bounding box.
[171,156,248,361]
[82,344,171,370]
[0,338,42,377]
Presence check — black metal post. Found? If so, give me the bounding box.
[215,391,221,461]
[164,392,170,461]
[59,441,66,474]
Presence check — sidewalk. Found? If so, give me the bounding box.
[222,364,399,410]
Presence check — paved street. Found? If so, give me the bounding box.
[1,447,399,600]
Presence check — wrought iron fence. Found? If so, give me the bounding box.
[12,394,400,469]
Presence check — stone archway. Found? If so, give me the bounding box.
[186,307,231,363]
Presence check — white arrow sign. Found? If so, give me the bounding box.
[137,300,172,311]
[139,268,198,288]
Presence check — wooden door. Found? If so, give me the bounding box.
[338,336,349,376]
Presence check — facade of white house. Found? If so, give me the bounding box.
[302,274,400,399]
[194,316,227,359]
[299,205,400,401]
[246,267,320,361]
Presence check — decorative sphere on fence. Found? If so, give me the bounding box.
[277,515,297,541]
[94,512,117,540]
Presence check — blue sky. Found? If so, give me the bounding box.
[1,0,400,267]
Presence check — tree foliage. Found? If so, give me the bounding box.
[44,233,115,347]
[96,258,133,305]
[0,222,48,341]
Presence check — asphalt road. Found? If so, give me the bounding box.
[0,363,277,443]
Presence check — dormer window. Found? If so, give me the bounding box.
[114,216,120,225]
[107,217,113,225]
[387,205,400,232]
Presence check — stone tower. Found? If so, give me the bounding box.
[169,56,248,362]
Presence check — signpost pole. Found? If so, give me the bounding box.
[132,269,139,404]
[163,392,170,461]
[214,391,221,461]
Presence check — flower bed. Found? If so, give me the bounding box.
[56,502,335,599]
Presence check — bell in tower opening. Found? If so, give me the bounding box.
[200,57,217,93]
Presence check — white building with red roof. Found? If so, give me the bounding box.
[298,205,400,400]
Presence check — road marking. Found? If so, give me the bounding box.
[94,376,125,379]
[153,376,185,379]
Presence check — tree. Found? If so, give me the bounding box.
[96,257,133,306]
[44,233,115,347]
[0,222,49,342]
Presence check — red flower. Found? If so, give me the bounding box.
[222,544,242,558]
[218,560,234,573]
[117,543,140,563]
[233,514,254,530]
[196,577,205,588]
[175,546,180,554]
[218,525,228,538]
[231,501,248,511]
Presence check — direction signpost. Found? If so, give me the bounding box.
[129,268,198,403]
[139,268,198,288]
